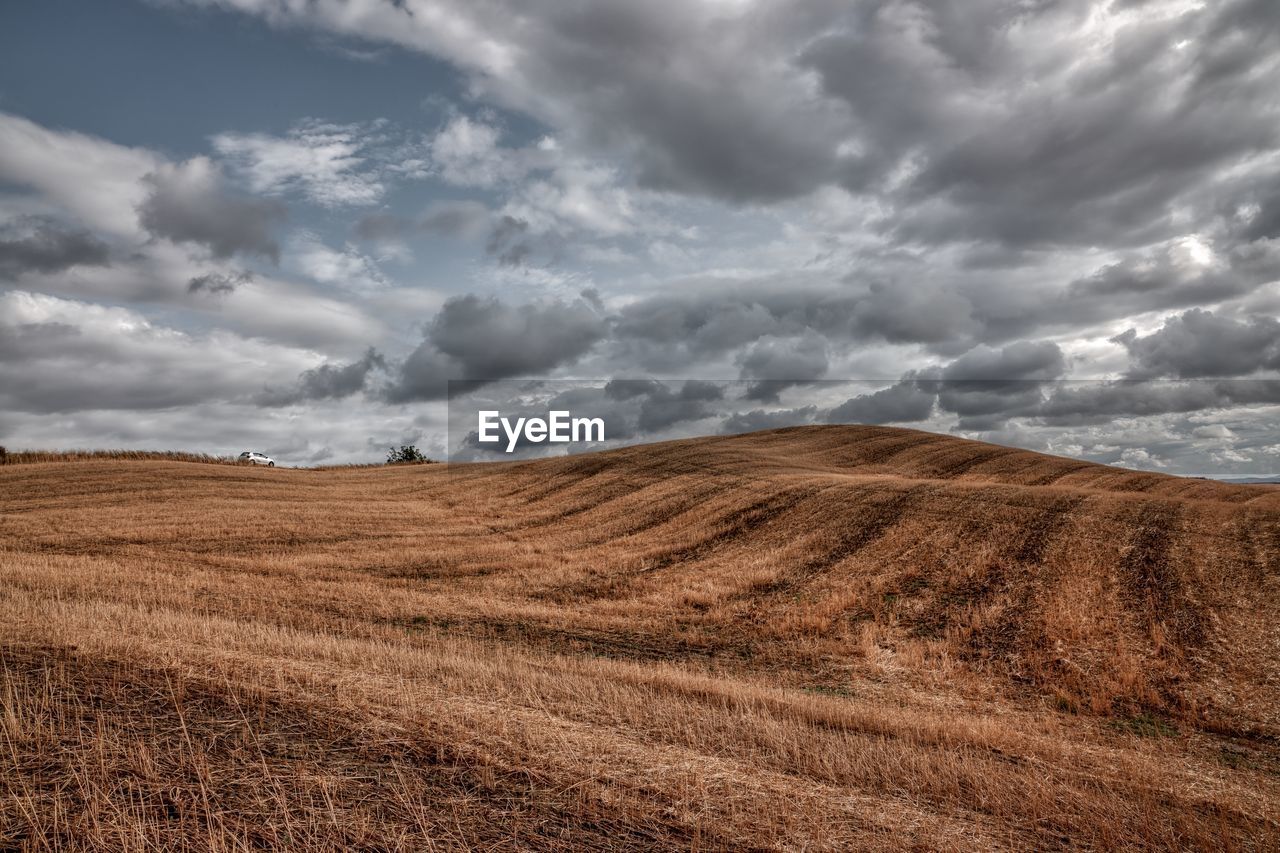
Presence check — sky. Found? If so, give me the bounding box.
[1,0,1278,474]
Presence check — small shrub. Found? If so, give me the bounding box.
[386,445,431,464]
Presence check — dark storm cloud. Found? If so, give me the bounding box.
[933,238,1279,349]
[738,334,829,382]
[258,348,388,406]
[188,270,252,295]
[536,0,1275,224]
[941,342,1065,383]
[803,0,1280,251]
[607,277,998,366]
[138,158,286,262]
[430,295,605,377]
[1234,174,1280,243]
[851,279,983,346]
[1062,246,1252,317]
[1115,310,1280,378]
[721,406,818,434]
[387,294,606,401]
[833,374,1280,434]
[485,215,535,267]
[737,332,829,401]
[826,343,1064,430]
[609,279,970,369]
[612,291,783,364]
[935,342,1066,430]
[0,321,258,414]
[0,218,110,277]
[1034,380,1280,426]
[516,1,849,202]
[828,379,936,425]
[634,379,725,432]
[299,348,386,398]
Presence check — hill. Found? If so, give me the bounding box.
[2,425,1277,850]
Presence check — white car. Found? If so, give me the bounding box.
[238,451,275,467]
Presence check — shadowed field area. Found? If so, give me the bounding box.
[2,425,1278,850]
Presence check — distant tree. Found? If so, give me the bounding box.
[0,446,6,465]
[386,445,429,464]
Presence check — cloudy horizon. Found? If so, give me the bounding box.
[2,0,1279,475]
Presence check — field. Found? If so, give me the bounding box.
[2,425,1278,851]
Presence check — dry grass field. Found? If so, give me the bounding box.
[2,425,1278,851]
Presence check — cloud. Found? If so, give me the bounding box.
[1115,309,1280,378]
[188,270,252,295]
[6,4,1280,474]
[210,273,386,350]
[825,343,1064,430]
[847,279,981,347]
[633,379,724,432]
[737,332,829,401]
[610,281,839,369]
[941,341,1065,383]
[287,231,386,291]
[166,1,1280,253]
[420,200,493,238]
[0,217,110,276]
[420,115,647,254]
[353,200,562,267]
[1035,380,1280,426]
[354,200,494,242]
[1193,424,1234,440]
[138,157,286,261]
[352,212,404,242]
[428,115,528,188]
[258,347,387,406]
[829,379,936,425]
[0,111,158,238]
[485,215,535,267]
[1119,447,1168,470]
[429,294,605,376]
[0,290,313,414]
[933,342,1066,429]
[387,294,607,401]
[812,1,1278,251]
[296,347,387,399]
[212,120,386,207]
[722,405,818,434]
[1059,240,1255,322]
[737,332,829,382]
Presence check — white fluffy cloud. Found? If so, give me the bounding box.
[286,231,388,292]
[0,112,158,238]
[213,120,387,206]
[0,290,317,413]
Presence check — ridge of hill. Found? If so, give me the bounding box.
[513,423,1279,500]
[2,425,1277,850]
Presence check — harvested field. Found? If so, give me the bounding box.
[2,425,1278,850]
